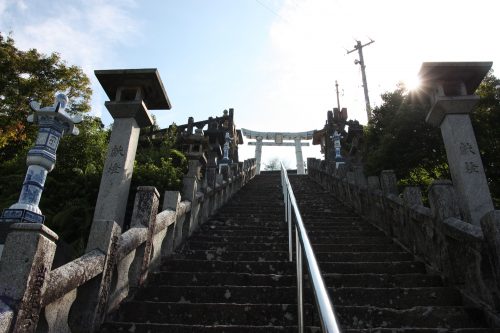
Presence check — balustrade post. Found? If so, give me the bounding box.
[380,170,398,195]
[480,211,500,293]
[0,224,57,333]
[403,186,423,207]
[162,191,181,256]
[129,186,159,288]
[428,180,461,222]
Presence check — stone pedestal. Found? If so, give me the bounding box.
[0,223,58,332]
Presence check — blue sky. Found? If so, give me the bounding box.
[2,0,500,166]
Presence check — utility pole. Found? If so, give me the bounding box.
[347,39,374,121]
[335,80,341,110]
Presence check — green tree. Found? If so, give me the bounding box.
[0,35,188,256]
[471,73,500,206]
[0,33,91,161]
[363,77,500,206]
[363,84,448,185]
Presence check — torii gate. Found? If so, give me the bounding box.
[241,128,315,174]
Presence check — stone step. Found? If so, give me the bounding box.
[100,322,320,333]
[334,305,487,329]
[110,301,487,328]
[150,271,443,288]
[161,259,426,275]
[188,234,395,244]
[184,241,404,253]
[194,229,384,238]
[178,250,413,263]
[113,302,304,326]
[134,286,462,308]
[149,271,297,287]
[202,223,377,232]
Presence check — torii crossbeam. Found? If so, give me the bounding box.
[241,129,315,174]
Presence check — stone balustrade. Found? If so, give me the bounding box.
[307,158,500,326]
[0,158,256,333]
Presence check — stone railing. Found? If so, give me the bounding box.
[307,158,500,327]
[0,158,257,333]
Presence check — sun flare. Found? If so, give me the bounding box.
[404,76,421,91]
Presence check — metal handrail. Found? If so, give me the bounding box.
[280,162,341,333]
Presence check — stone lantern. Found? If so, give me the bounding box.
[1,93,81,223]
[418,62,494,225]
[92,68,171,227]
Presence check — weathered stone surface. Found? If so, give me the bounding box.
[428,180,461,222]
[443,217,483,243]
[402,186,423,207]
[0,299,13,333]
[380,170,397,195]
[0,223,57,333]
[93,117,140,228]
[70,220,120,333]
[367,176,380,190]
[163,191,180,211]
[439,114,494,225]
[43,250,105,306]
[480,211,500,290]
[353,166,367,188]
[44,289,76,333]
[307,158,500,326]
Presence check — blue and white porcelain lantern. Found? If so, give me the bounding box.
[1,93,82,223]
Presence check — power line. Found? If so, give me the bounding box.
[254,0,288,23]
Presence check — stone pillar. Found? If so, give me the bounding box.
[439,115,493,224]
[419,62,493,225]
[255,137,263,175]
[92,117,141,227]
[295,138,305,175]
[0,224,58,332]
[92,68,171,228]
[71,69,171,332]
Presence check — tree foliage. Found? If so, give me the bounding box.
[0,35,187,257]
[363,84,448,185]
[363,77,500,206]
[0,33,91,161]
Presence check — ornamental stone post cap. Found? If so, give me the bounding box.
[28,93,82,135]
[95,68,171,110]
[418,62,492,98]
[418,62,492,127]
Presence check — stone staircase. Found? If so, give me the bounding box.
[289,174,494,332]
[100,172,495,332]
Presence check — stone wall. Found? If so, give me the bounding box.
[307,158,500,327]
[0,158,257,333]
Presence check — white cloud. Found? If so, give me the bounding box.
[256,0,500,130]
[0,0,140,119]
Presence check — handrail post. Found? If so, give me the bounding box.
[288,195,292,262]
[296,227,304,333]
